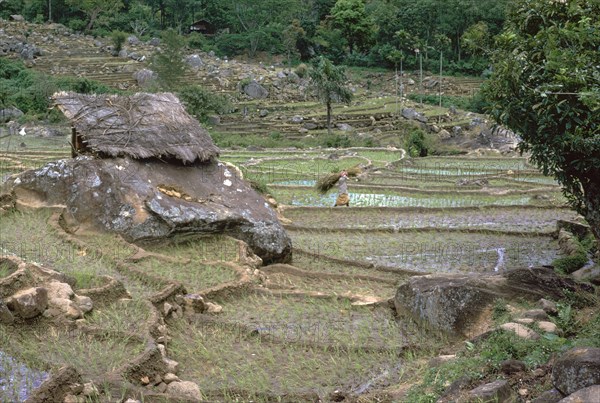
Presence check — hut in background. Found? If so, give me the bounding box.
[53,92,219,163]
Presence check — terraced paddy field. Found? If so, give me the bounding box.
[0,136,588,402]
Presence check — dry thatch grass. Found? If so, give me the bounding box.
[315,165,361,193]
[53,92,219,163]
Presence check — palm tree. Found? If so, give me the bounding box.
[308,56,353,135]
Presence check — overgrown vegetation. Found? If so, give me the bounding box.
[0,58,112,120]
[2,0,512,76]
[178,86,232,123]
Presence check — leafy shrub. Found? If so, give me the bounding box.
[178,86,232,123]
[54,77,111,94]
[295,63,308,78]
[405,129,430,157]
[213,33,248,56]
[324,134,351,148]
[111,30,128,54]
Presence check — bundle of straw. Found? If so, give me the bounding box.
[315,165,362,194]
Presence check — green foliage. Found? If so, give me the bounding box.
[406,93,487,113]
[152,29,188,90]
[308,56,353,135]
[0,58,111,118]
[492,299,510,323]
[483,0,600,242]
[324,134,351,148]
[405,129,430,157]
[53,77,111,94]
[552,251,588,275]
[65,0,124,31]
[178,86,232,123]
[330,0,377,54]
[111,30,127,54]
[295,63,308,78]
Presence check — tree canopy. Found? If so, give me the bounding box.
[2,0,511,75]
[483,0,600,242]
[308,56,353,135]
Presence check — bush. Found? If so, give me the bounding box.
[213,33,248,57]
[405,129,430,157]
[111,31,128,54]
[54,77,111,94]
[324,134,351,148]
[178,86,232,123]
[295,63,308,78]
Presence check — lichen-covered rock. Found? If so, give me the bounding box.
[4,157,291,264]
[552,347,600,396]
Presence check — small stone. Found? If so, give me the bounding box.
[163,373,180,384]
[500,322,540,340]
[539,298,558,315]
[166,381,202,401]
[428,355,457,368]
[466,379,516,402]
[516,318,535,325]
[156,382,168,393]
[518,388,528,397]
[537,321,558,333]
[205,302,222,313]
[531,388,562,403]
[521,309,549,320]
[163,302,173,316]
[82,382,98,397]
[157,344,166,358]
[164,358,179,374]
[63,394,84,403]
[153,374,162,385]
[533,368,546,377]
[124,399,141,403]
[140,376,150,385]
[69,382,84,394]
[73,295,93,313]
[501,359,526,375]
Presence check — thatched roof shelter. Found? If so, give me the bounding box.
[53,92,219,163]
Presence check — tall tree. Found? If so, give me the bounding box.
[65,0,123,31]
[329,0,376,54]
[484,0,600,244]
[151,29,187,90]
[308,56,353,135]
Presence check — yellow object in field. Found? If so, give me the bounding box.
[335,193,350,207]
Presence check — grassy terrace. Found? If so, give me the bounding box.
[0,123,588,402]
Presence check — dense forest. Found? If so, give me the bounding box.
[0,0,509,75]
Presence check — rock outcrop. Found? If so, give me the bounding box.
[3,156,292,263]
[552,347,600,396]
[394,267,585,336]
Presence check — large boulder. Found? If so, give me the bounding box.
[394,267,583,336]
[4,157,291,263]
[243,80,269,99]
[552,347,600,396]
[0,107,24,123]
